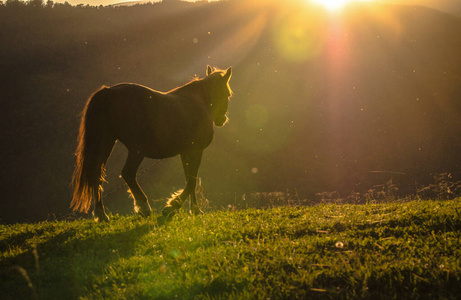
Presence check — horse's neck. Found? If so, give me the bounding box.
[173,81,209,104]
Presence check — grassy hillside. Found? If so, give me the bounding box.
[1,199,460,299]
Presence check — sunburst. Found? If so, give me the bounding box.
[310,0,371,11]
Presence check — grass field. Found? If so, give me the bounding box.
[1,199,460,299]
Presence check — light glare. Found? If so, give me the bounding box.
[311,0,368,11]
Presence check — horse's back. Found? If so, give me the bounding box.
[101,83,213,158]
[104,83,185,128]
[108,83,166,103]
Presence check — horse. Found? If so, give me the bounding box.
[71,65,232,223]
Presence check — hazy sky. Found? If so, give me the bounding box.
[62,0,461,18]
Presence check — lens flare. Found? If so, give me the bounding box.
[272,8,328,62]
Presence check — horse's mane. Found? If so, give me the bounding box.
[169,68,229,94]
[168,78,202,94]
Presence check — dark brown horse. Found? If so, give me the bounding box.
[72,66,232,222]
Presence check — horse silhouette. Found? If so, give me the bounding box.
[72,65,232,222]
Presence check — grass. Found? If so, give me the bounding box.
[1,199,460,299]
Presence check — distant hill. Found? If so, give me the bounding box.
[111,0,154,6]
[111,0,461,17]
[1,0,461,223]
[386,0,461,17]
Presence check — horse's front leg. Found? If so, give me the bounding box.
[161,149,203,221]
[183,150,205,216]
[186,158,203,215]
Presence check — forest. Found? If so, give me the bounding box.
[1,0,461,223]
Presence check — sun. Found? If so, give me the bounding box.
[310,0,368,11]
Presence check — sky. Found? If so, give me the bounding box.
[62,0,461,18]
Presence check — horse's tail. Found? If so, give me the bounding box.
[71,86,115,213]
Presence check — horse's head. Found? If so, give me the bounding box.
[206,65,233,127]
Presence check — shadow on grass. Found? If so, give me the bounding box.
[0,217,154,299]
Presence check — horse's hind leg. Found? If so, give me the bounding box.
[121,151,152,217]
[93,188,109,222]
[93,138,115,222]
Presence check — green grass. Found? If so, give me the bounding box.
[1,199,461,299]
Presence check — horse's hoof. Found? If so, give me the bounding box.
[190,206,204,215]
[135,202,152,217]
[93,211,110,222]
[136,207,152,218]
[138,210,151,218]
[157,215,173,227]
[162,206,177,218]
[158,206,177,226]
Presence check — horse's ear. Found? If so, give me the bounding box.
[224,67,232,81]
[207,65,213,76]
